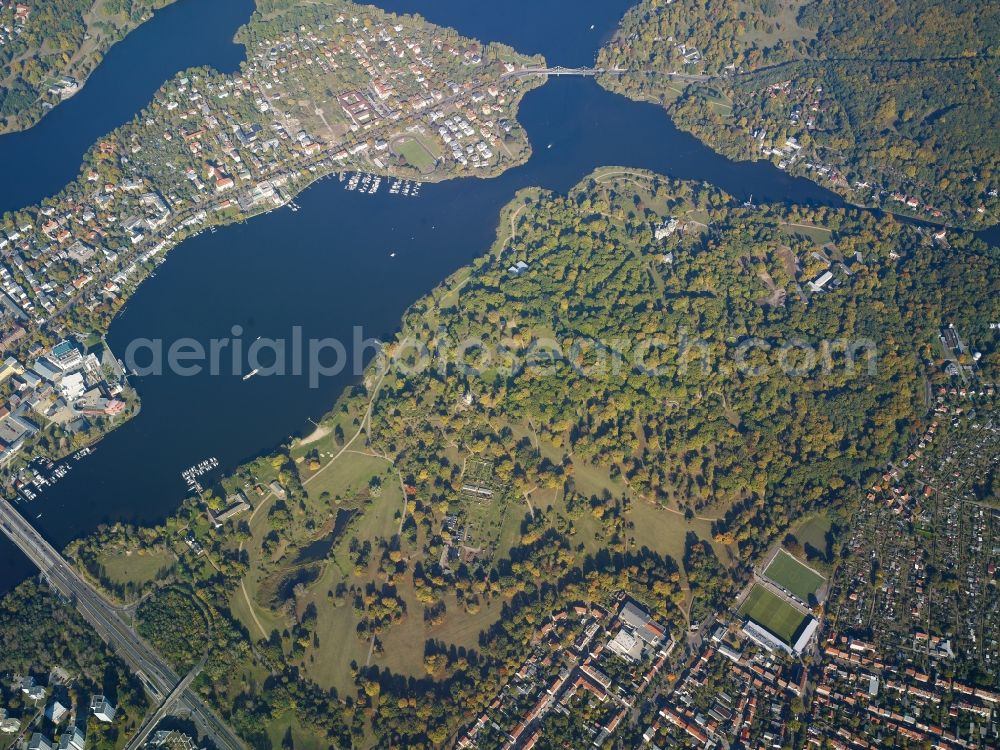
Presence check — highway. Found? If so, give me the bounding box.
[124,657,206,750]
[0,498,245,750]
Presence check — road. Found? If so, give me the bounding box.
[124,656,206,750]
[0,498,244,750]
[507,65,713,83]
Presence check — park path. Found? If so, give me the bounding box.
[238,370,388,640]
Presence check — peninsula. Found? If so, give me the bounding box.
[0,2,998,749]
[0,0,545,473]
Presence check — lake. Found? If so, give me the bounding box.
[0,0,944,591]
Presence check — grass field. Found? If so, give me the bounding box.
[738,584,807,645]
[301,578,374,693]
[98,547,175,587]
[394,136,437,173]
[301,450,396,506]
[289,464,406,691]
[780,222,834,245]
[264,710,327,750]
[627,498,722,564]
[740,0,814,48]
[763,549,826,603]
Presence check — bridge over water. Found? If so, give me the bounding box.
[0,498,244,750]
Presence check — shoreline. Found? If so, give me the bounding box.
[0,2,181,136]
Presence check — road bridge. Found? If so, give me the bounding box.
[505,65,712,82]
[0,498,244,750]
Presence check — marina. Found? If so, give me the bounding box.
[181,457,220,494]
[12,455,79,504]
[388,178,421,197]
[343,172,421,197]
[344,171,380,194]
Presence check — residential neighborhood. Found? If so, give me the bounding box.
[457,597,679,749]
[0,668,121,750]
[0,1,543,487]
[0,1,543,387]
[452,393,1000,749]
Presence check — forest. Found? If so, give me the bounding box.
[597,0,1000,227]
[4,168,998,748]
[368,170,998,558]
[139,172,1000,745]
[0,0,175,132]
[135,587,211,672]
[0,579,150,749]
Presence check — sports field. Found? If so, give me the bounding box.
[394,136,437,173]
[738,584,808,644]
[763,549,826,602]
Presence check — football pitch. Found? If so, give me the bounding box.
[763,550,826,602]
[738,584,808,644]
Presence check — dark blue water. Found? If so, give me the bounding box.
[0,82,841,587]
[0,0,963,590]
[373,0,630,67]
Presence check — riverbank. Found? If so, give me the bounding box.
[0,0,257,215]
[0,61,876,594]
[50,164,1000,748]
[595,0,1000,230]
[0,1,183,135]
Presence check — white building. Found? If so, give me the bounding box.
[0,708,20,733]
[808,270,834,293]
[654,217,679,240]
[607,628,643,662]
[507,260,530,277]
[90,696,115,723]
[58,726,85,750]
[21,677,46,702]
[60,372,86,402]
[742,615,819,656]
[50,340,83,373]
[44,700,68,724]
[741,619,792,655]
[619,601,666,648]
[790,617,820,654]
